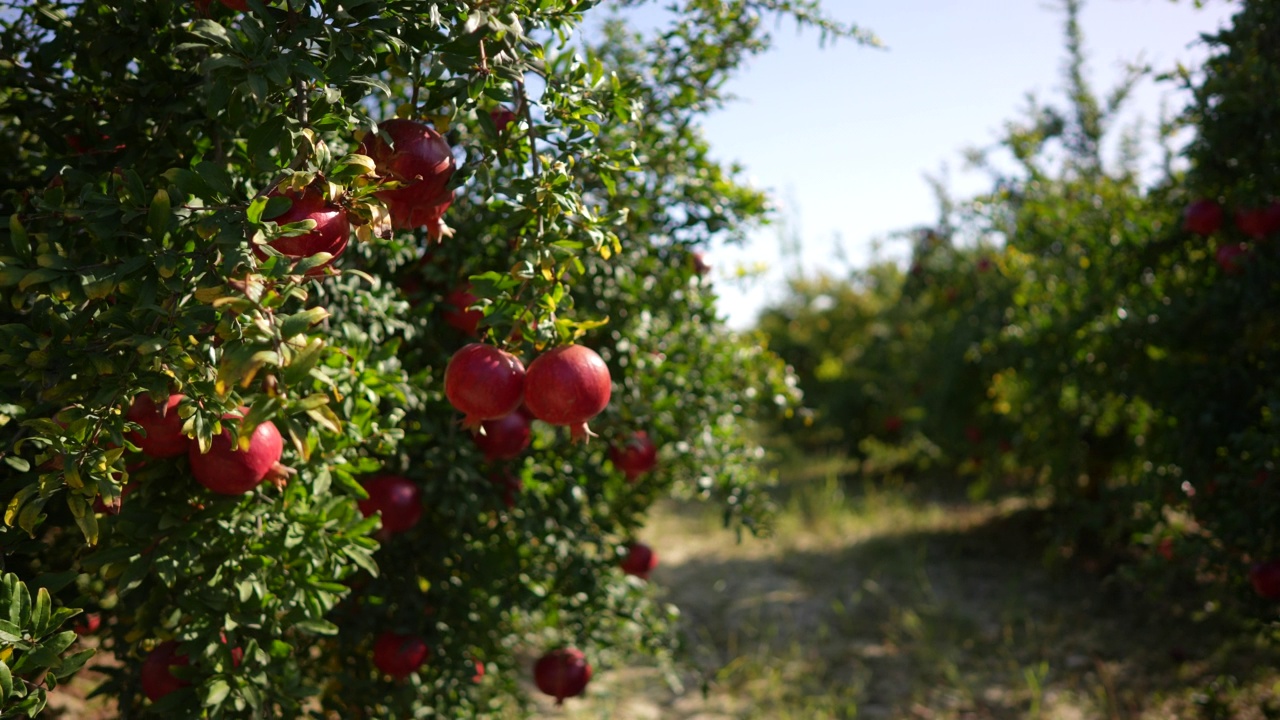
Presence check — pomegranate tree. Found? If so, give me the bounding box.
[619,542,658,580]
[188,412,284,495]
[125,393,189,458]
[358,119,456,239]
[523,345,612,442]
[372,632,430,679]
[444,344,526,429]
[258,184,350,272]
[609,430,657,482]
[357,475,422,534]
[533,647,592,705]
[473,411,532,461]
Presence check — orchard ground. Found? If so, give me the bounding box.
[542,459,1280,720]
[47,459,1280,719]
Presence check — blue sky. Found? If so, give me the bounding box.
[603,1,1239,328]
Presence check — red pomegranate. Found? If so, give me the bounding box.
[188,412,283,495]
[444,344,526,429]
[443,285,484,336]
[359,119,456,239]
[258,184,350,272]
[141,640,189,701]
[220,0,248,9]
[1183,199,1223,236]
[523,345,612,442]
[691,251,711,277]
[1235,203,1280,240]
[141,636,242,701]
[620,542,658,580]
[488,471,523,509]
[357,475,422,534]
[1250,561,1280,599]
[473,411,532,461]
[533,647,592,705]
[883,416,903,434]
[490,106,517,132]
[126,393,189,458]
[610,431,657,482]
[74,612,101,636]
[472,659,486,683]
[372,632,430,679]
[1216,242,1250,275]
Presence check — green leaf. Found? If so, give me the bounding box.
[146,189,171,240]
[31,588,49,637]
[0,619,22,644]
[53,649,95,679]
[3,457,29,472]
[0,657,11,703]
[189,19,232,46]
[201,678,231,707]
[279,307,330,339]
[293,619,338,636]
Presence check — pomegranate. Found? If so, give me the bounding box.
[472,659,486,683]
[141,640,189,701]
[74,612,101,636]
[490,106,517,132]
[126,393,189,458]
[488,471,523,509]
[473,411,532,461]
[883,416,903,434]
[141,635,242,701]
[258,184,350,272]
[620,542,657,580]
[523,345,612,442]
[372,632,430,679]
[188,412,283,495]
[1216,242,1250,275]
[1235,203,1280,239]
[533,647,592,705]
[443,285,484,336]
[1183,198,1223,236]
[1250,561,1280,599]
[609,431,657,482]
[220,0,248,8]
[358,119,456,239]
[444,344,526,429]
[691,251,711,276]
[357,475,422,534]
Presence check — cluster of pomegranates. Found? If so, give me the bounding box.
[254,117,456,273]
[1182,197,1280,275]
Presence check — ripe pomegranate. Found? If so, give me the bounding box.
[220,0,248,9]
[141,636,242,701]
[1216,242,1249,275]
[126,393,189,458]
[523,345,612,442]
[691,251,711,276]
[443,285,484,336]
[1183,199,1223,236]
[883,416,903,434]
[609,431,657,482]
[357,475,422,534]
[1250,561,1280,599]
[1234,203,1280,239]
[141,640,189,701]
[533,647,592,705]
[188,412,283,495]
[444,344,526,429]
[620,542,658,580]
[372,632,430,679]
[358,119,456,239]
[473,411,532,461]
[489,471,523,509]
[258,184,350,272]
[74,612,101,636]
[490,106,517,132]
